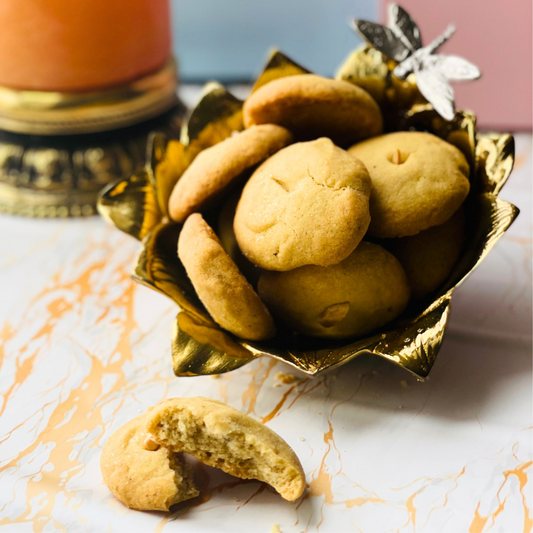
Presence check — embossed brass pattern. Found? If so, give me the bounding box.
[98,49,519,379]
[0,104,185,218]
[0,59,184,218]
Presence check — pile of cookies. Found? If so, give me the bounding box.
[170,74,470,342]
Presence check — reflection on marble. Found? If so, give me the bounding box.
[0,134,531,533]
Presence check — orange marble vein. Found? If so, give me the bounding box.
[468,460,532,533]
[262,384,298,423]
[0,233,146,532]
[241,358,278,415]
[422,467,466,527]
[344,496,385,508]
[308,422,336,505]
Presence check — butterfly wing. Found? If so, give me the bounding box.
[415,63,456,121]
[388,4,422,51]
[430,55,481,81]
[352,19,411,62]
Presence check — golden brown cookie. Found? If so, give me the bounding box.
[387,208,465,299]
[234,138,372,271]
[100,413,199,511]
[178,213,275,340]
[243,74,383,146]
[168,124,293,222]
[258,242,410,339]
[146,397,306,502]
[218,192,263,288]
[349,132,470,238]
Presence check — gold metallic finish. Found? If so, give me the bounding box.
[98,169,163,240]
[336,45,424,123]
[402,105,477,170]
[252,50,310,93]
[0,60,179,136]
[172,312,255,376]
[0,106,185,218]
[475,133,515,195]
[98,49,519,379]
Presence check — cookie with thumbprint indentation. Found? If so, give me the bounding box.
[243,74,382,147]
[348,131,470,238]
[257,241,410,339]
[100,413,199,511]
[168,124,293,223]
[178,213,275,340]
[234,138,372,271]
[146,397,306,502]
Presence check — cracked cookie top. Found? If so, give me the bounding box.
[233,138,371,271]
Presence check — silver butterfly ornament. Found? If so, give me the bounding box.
[353,4,481,120]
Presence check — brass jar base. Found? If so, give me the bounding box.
[0,60,185,217]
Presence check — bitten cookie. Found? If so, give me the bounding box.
[178,213,275,340]
[348,132,470,238]
[146,397,306,502]
[168,124,293,222]
[100,413,199,511]
[234,138,372,271]
[387,208,465,299]
[257,242,410,339]
[243,74,383,147]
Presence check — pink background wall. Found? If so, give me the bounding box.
[382,0,532,131]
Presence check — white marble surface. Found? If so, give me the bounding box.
[0,130,530,533]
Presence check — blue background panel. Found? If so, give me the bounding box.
[171,0,377,82]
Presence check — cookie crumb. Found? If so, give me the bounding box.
[143,437,160,451]
[275,372,298,385]
[299,437,305,442]
[271,523,282,533]
[211,374,221,379]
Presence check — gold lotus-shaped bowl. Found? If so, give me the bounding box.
[97,48,518,379]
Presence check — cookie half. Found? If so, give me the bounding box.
[146,397,306,502]
[178,213,275,340]
[169,124,293,222]
[100,413,199,511]
[243,74,382,146]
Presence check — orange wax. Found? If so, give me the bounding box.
[0,0,172,92]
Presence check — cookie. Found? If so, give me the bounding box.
[243,74,383,147]
[234,138,372,271]
[100,413,199,511]
[348,132,470,238]
[168,124,293,223]
[218,192,263,288]
[178,213,275,340]
[387,208,465,299]
[146,397,306,502]
[257,242,410,339]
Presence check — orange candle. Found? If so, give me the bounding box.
[0,0,171,92]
